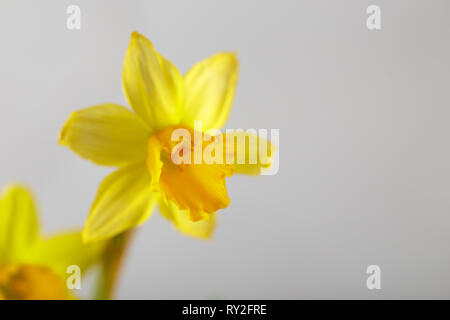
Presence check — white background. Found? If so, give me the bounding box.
[1,0,450,298]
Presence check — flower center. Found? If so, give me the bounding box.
[0,263,68,300]
[146,126,233,221]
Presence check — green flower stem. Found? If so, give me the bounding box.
[95,230,135,300]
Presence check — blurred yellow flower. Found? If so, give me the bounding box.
[59,31,274,242]
[0,185,104,300]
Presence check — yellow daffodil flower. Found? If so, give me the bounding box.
[0,184,104,300]
[59,31,274,242]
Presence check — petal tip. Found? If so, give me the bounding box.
[221,52,239,64]
[130,31,153,47]
[130,31,143,40]
[1,183,31,197]
[228,51,239,60]
[58,127,67,146]
[58,111,77,146]
[131,30,140,37]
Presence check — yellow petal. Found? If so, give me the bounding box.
[83,163,157,242]
[158,199,216,240]
[224,131,276,175]
[146,134,164,190]
[59,104,150,167]
[182,53,238,130]
[159,156,232,221]
[0,185,39,264]
[122,31,183,131]
[25,232,105,278]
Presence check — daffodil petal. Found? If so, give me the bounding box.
[159,159,233,221]
[146,134,164,190]
[158,199,216,240]
[122,31,183,131]
[182,53,238,130]
[25,232,105,278]
[59,104,150,167]
[0,185,39,264]
[224,131,276,175]
[83,163,157,242]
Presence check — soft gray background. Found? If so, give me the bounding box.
[1,0,450,299]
